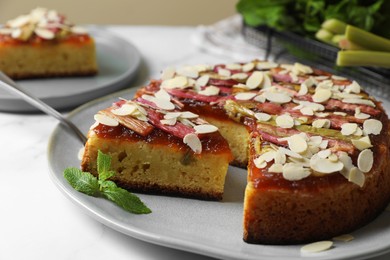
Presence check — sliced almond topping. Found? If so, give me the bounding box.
[94,114,119,127]
[334,111,347,116]
[263,91,291,104]
[34,28,55,39]
[268,163,283,173]
[293,62,313,75]
[183,133,202,154]
[225,63,242,70]
[154,88,171,100]
[287,134,308,154]
[154,98,175,110]
[161,67,176,80]
[310,153,343,174]
[164,112,182,119]
[344,81,361,94]
[71,26,87,34]
[254,94,266,103]
[351,136,372,150]
[256,61,278,70]
[194,124,218,134]
[246,71,264,89]
[282,163,311,181]
[176,66,199,78]
[111,104,137,116]
[160,118,177,125]
[354,107,370,120]
[317,149,331,159]
[300,106,314,116]
[297,83,308,96]
[7,15,31,28]
[357,149,373,173]
[218,68,231,77]
[338,152,354,179]
[242,62,255,72]
[275,114,294,128]
[180,111,199,119]
[333,234,354,242]
[198,85,220,96]
[278,147,303,159]
[331,75,348,81]
[341,123,358,136]
[342,98,375,107]
[254,112,271,122]
[195,75,210,88]
[301,241,333,253]
[312,119,330,129]
[363,119,383,135]
[274,150,287,164]
[348,167,365,187]
[231,73,248,81]
[312,88,332,103]
[235,92,257,101]
[161,76,188,89]
[328,153,338,162]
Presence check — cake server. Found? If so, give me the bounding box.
[0,71,87,144]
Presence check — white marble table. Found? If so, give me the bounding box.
[1,25,390,260]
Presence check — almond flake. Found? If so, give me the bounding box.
[111,104,137,116]
[348,167,365,187]
[180,111,199,119]
[332,75,348,81]
[218,68,231,77]
[164,112,182,119]
[195,75,210,88]
[274,150,287,164]
[344,81,361,94]
[256,61,278,70]
[231,73,248,81]
[312,119,330,129]
[254,94,266,103]
[293,62,313,75]
[154,88,171,100]
[94,114,119,127]
[275,114,294,128]
[11,28,22,38]
[354,108,370,120]
[287,134,308,154]
[161,76,188,89]
[312,88,332,103]
[300,106,314,116]
[242,62,255,72]
[297,83,308,96]
[328,153,338,162]
[161,67,176,80]
[7,15,31,28]
[338,152,354,179]
[351,136,372,150]
[310,153,343,174]
[301,241,333,253]
[268,163,283,173]
[183,133,202,154]
[235,92,257,101]
[254,112,271,122]
[154,98,175,110]
[160,118,177,125]
[333,234,354,242]
[225,63,242,70]
[334,111,347,116]
[246,71,264,89]
[363,119,382,135]
[34,28,55,39]
[357,149,373,173]
[341,123,358,136]
[342,98,375,107]
[198,85,220,96]
[177,67,199,78]
[194,124,218,134]
[317,149,331,159]
[282,163,311,181]
[278,147,303,159]
[263,92,291,104]
[253,157,267,169]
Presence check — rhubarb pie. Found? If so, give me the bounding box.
[81,60,390,245]
[0,7,97,79]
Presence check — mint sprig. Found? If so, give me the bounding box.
[63,150,151,214]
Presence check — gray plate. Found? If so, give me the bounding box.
[48,87,390,260]
[0,26,141,112]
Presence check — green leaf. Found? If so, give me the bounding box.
[97,150,115,182]
[102,186,152,214]
[63,167,99,196]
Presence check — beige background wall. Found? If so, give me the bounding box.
[0,0,238,25]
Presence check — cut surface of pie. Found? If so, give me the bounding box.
[81,60,390,244]
[0,7,98,79]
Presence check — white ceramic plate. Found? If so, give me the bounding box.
[0,27,141,112]
[47,87,390,260]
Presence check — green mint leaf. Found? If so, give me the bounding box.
[100,180,117,190]
[64,167,99,196]
[102,186,152,214]
[97,150,115,182]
